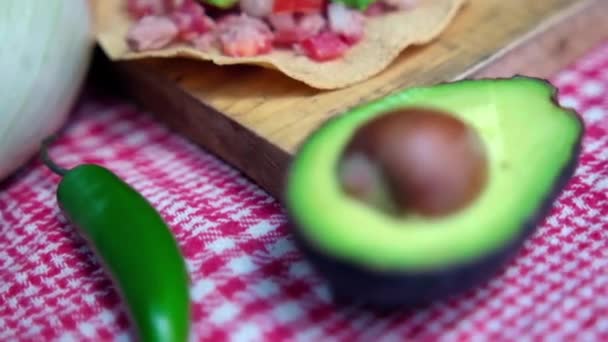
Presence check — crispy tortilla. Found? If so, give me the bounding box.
[93,0,466,89]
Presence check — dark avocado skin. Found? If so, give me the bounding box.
[284,76,585,308]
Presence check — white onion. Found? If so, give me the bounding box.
[0,0,94,181]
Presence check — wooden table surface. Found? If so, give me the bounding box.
[100,0,608,198]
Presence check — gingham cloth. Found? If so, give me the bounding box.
[1,41,608,342]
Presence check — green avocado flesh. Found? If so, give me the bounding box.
[285,77,583,272]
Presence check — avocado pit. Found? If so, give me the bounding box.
[338,107,489,217]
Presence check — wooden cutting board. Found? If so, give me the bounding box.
[101,0,608,199]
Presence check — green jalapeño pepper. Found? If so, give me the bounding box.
[40,136,191,342]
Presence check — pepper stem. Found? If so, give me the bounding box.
[40,135,69,176]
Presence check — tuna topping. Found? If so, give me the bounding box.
[125,0,417,61]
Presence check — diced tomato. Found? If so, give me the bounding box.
[299,31,349,61]
[295,0,326,12]
[273,30,300,45]
[170,4,215,42]
[272,0,325,13]
[268,14,301,44]
[340,30,363,44]
[273,0,293,12]
[171,15,214,42]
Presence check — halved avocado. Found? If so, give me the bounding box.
[284,76,584,307]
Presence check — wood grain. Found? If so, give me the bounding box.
[106,0,608,199]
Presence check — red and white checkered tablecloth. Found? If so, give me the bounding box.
[2,40,608,341]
